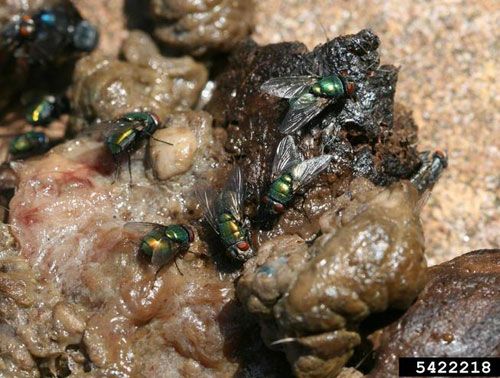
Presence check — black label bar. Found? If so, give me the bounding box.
[399,357,499,377]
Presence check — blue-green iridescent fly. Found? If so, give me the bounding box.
[198,167,254,262]
[258,136,332,223]
[25,94,68,126]
[9,131,50,158]
[86,111,172,178]
[261,74,356,134]
[123,222,195,268]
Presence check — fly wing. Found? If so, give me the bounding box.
[196,187,219,234]
[216,167,245,223]
[261,76,317,99]
[123,222,162,239]
[272,136,303,178]
[81,119,128,141]
[289,154,333,191]
[151,245,175,267]
[279,96,329,134]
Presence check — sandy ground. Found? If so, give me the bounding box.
[253,0,499,265]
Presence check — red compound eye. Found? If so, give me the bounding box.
[345,81,356,96]
[149,112,161,127]
[261,195,270,204]
[237,241,250,251]
[273,202,285,214]
[184,225,195,243]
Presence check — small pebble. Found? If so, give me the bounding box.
[149,127,197,180]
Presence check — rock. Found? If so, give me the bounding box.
[149,111,213,180]
[71,0,126,56]
[370,249,500,377]
[150,127,197,180]
[338,367,364,378]
[152,0,255,56]
[71,30,208,123]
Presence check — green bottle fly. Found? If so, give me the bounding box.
[198,167,254,261]
[258,136,332,226]
[9,131,49,158]
[125,222,195,267]
[25,95,68,126]
[105,111,163,156]
[261,74,356,134]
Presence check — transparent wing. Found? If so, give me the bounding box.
[123,221,162,239]
[290,154,333,191]
[414,189,432,216]
[272,136,302,178]
[151,246,175,267]
[261,76,317,99]
[279,96,329,134]
[81,118,129,140]
[196,187,219,233]
[216,167,244,223]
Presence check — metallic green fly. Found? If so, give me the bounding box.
[102,111,169,156]
[9,131,50,158]
[25,94,68,126]
[124,222,195,268]
[261,74,356,134]
[86,111,172,180]
[258,136,332,225]
[198,167,254,262]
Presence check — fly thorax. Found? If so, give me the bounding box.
[317,75,345,98]
[164,225,190,247]
[122,112,159,135]
[218,212,234,223]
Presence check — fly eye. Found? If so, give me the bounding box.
[19,16,35,37]
[149,112,160,127]
[184,226,195,243]
[346,81,356,96]
[237,241,250,251]
[273,203,285,214]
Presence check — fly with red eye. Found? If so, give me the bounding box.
[197,167,254,262]
[258,136,332,228]
[0,6,99,65]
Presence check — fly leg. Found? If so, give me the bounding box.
[173,259,184,276]
[127,152,133,185]
[111,154,120,184]
[292,193,311,223]
[305,231,321,245]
